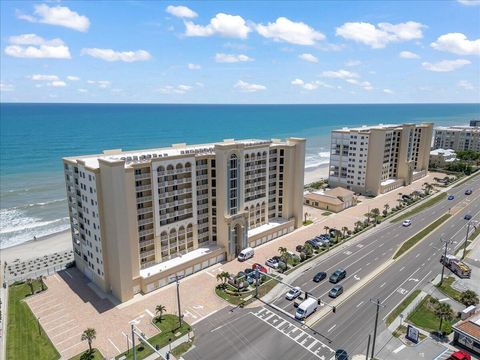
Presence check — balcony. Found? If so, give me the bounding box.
[196,164,208,170]
[138,228,154,237]
[196,174,208,181]
[135,173,151,180]
[139,239,155,247]
[136,184,152,192]
[137,206,153,215]
[138,217,153,226]
[136,195,152,204]
[140,249,156,258]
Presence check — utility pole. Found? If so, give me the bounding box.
[440,237,453,286]
[365,334,371,360]
[131,323,137,360]
[370,298,385,360]
[176,275,182,327]
[462,221,478,260]
[255,268,259,298]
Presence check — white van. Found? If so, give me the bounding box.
[295,298,317,320]
[237,247,254,261]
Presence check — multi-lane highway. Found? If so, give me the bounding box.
[185,174,480,360]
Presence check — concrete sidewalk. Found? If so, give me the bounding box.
[141,333,191,360]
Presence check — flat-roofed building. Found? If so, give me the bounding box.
[434,125,480,152]
[304,187,356,213]
[328,123,433,195]
[63,138,305,301]
[429,148,457,168]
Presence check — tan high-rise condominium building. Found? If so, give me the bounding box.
[433,125,480,152]
[328,123,433,195]
[63,138,305,302]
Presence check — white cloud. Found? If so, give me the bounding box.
[81,48,151,62]
[321,70,359,79]
[18,4,90,32]
[187,63,201,70]
[457,80,475,90]
[457,0,480,5]
[77,88,88,93]
[87,80,111,88]
[185,13,250,39]
[30,74,59,81]
[66,76,80,81]
[431,33,480,56]
[256,17,325,45]
[383,88,394,94]
[166,5,197,18]
[345,60,361,67]
[48,80,66,87]
[157,84,195,94]
[422,59,471,72]
[298,53,318,63]
[0,82,14,92]
[4,33,71,59]
[215,53,253,63]
[234,80,266,92]
[178,84,193,91]
[336,21,425,48]
[399,50,420,59]
[291,78,332,90]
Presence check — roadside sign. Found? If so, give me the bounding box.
[406,325,419,343]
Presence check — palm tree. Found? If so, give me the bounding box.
[81,328,96,354]
[155,304,167,323]
[323,225,330,235]
[423,182,434,195]
[26,278,34,295]
[434,302,453,334]
[371,208,380,222]
[383,204,390,217]
[37,276,45,291]
[460,290,479,307]
[303,243,313,257]
[354,221,363,231]
[304,211,308,223]
[341,226,349,238]
[278,246,290,264]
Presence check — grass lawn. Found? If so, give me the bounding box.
[392,192,446,223]
[6,280,60,360]
[385,289,421,326]
[407,296,457,334]
[436,277,462,302]
[171,338,194,357]
[115,315,191,360]
[69,349,103,360]
[394,213,451,259]
[303,220,313,226]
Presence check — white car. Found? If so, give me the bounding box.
[402,219,412,227]
[285,287,301,300]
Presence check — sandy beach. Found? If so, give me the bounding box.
[1,167,329,265]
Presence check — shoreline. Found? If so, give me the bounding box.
[1,167,329,264]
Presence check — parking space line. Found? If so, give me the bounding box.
[46,319,76,332]
[108,338,121,354]
[56,332,83,345]
[52,325,79,339]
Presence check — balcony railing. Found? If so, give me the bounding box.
[138,228,154,237]
[137,206,153,215]
[135,173,151,180]
[136,184,151,192]
[138,217,153,226]
[136,195,152,204]
[139,239,155,247]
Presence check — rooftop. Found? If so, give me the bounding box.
[333,123,432,133]
[454,313,480,340]
[248,218,289,238]
[64,138,297,169]
[435,125,480,131]
[304,187,354,205]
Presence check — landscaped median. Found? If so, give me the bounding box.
[215,276,280,306]
[6,280,59,360]
[393,213,451,259]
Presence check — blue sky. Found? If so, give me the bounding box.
[1,0,479,103]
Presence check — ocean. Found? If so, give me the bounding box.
[1,103,479,249]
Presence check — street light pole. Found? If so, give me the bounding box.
[131,323,137,360]
[370,298,385,360]
[365,334,371,360]
[440,237,452,286]
[462,221,478,260]
[176,275,182,327]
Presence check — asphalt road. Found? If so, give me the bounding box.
[185,174,480,360]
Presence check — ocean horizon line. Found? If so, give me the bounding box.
[2,102,480,106]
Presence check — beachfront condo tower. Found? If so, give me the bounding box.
[328,123,433,195]
[433,125,480,152]
[63,138,305,301]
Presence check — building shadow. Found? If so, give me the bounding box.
[57,268,115,313]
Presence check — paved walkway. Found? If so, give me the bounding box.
[140,333,191,360]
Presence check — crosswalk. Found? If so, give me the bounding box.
[251,308,335,360]
[434,349,453,360]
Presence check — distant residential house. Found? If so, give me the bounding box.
[429,148,457,168]
[304,187,356,213]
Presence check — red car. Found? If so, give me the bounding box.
[448,350,471,360]
[252,263,267,273]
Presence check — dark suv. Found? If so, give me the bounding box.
[329,268,347,283]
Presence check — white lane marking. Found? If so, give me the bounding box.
[328,324,337,333]
[356,301,364,308]
[108,338,121,354]
[64,270,73,279]
[415,253,420,258]
[438,298,450,302]
[380,282,386,288]
[366,262,371,266]
[393,344,406,354]
[399,266,405,272]
[381,268,420,305]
